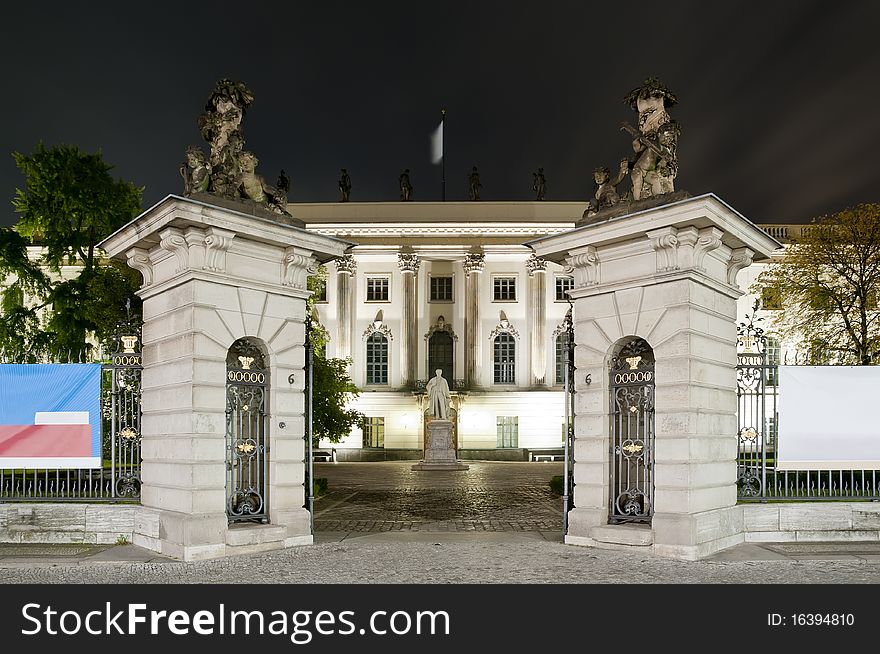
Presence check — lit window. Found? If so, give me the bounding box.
[555,332,571,385]
[497,416,519,448]
[493,333,516,384]
[366,333,388,384]
[430,276,453,302]
[493,277,516,302]
[555,276,574,301]
[366,277,390,302]
[363,417,385,448]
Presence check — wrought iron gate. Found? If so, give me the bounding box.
[225,338,269,522]
[609,338,655,523]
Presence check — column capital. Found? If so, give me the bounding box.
[335,253,357,276]
[398,251,420,274]
[463,251,485,276]
[526,253,547,276]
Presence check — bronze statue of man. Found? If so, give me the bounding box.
[399,169,413,201]
[339,168,352,202]
[468,166,482,201]
[533,167,547,200]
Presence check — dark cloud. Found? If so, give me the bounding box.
[1,0,878,226]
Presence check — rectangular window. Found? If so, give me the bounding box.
[429,276,454,302]
[496,416,519,448]
[366,334,389,384]
[493,333,516,384]
[555,276,574,301]
[765,337,780,386]
[493,276,517,302]
[555,333,570,385]
[363,417,385,448]
[366,276,390,302]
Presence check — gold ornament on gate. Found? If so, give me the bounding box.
[626,356,642,370]
[238,356,254,370]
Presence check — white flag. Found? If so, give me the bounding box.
[431,120,443,164]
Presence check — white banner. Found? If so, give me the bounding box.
[777,366,880,469]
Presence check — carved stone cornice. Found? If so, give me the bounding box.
[126,247,153,287]
[463,252,485,276]
[525,253,547,276]
[727,247,754,286]
[282,248,318,289]
[363,321,393,340]
[203,227,235,273]
[335,254,357,276]
[424,315,458,341]
[694,227,723,271]
[565,246,599,287]
[647,226,679,273]
[397,252,420,274]
[158,227,189,273]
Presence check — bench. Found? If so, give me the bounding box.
[529,449,565,462]
[312,450,335,462]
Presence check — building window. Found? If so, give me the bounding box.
[555,332,571,385]
[493,276,517,302]
[766,337,780,386]
[366,333,389,384]
[497,416,519,448]
[761,286,782,310]
[766,415,778,450]
[429,276,454,302]
[493,332,516,384]
[366,277,390,302]
[363,417,385,448]
[555,276,574,301]
[313,277,328,303]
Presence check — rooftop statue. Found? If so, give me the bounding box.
[468,166,482,201]
[533,168,546,200]
[399,169,413,201]
[181,79,290,216]
[583,78,684,223]
[338,168,352,202]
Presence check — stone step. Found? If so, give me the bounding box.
[225,524,287,547]
[590,523,654,546]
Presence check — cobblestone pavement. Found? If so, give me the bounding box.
[313,461,564,533]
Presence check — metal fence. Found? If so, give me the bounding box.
[0,318,142,503]
[736,308,880,501]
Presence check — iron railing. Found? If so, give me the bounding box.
[0,317,142,503]
[736,304,880,501]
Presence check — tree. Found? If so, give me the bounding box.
[306,264,364,445]
[0,144,142,360]
[755,203,880,365]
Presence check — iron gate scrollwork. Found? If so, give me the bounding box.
[609,338,655,523]
[226,338,269,522]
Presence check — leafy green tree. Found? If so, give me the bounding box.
[755,203,880,365]
[0,144,142,360]
[306,264,364,445]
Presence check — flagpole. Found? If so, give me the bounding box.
[441,108,446,202]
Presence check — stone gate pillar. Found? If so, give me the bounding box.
[100,195,349,560]
[529,194,778,559]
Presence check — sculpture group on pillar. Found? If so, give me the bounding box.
[585,77,682,220]
[180,79,290,215]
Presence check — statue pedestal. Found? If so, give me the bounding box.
[412,420,469,471]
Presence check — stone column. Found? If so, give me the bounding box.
[463,250,485,388]
[398,251,420,388]
[526,253,548,386]
[334,254,356,360]
[99,196,348,561]
[529,195,777,560]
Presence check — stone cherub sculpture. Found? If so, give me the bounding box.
[237,151,288,213]
[585,159,630,216]
[620,77,680,200]
[338,168,352,202]
[426,369,451,420]
[180,146,211,195]
[399,169,413,201]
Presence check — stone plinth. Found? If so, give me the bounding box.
[528,193,780,560]
[412,420,469,471]
[99,194,350,560]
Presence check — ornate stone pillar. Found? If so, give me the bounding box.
[398,251,420,388]
[463,250,485,388]
[527,253,548,386]
[335,254,356,360]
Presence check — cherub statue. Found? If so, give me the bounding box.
[468,166,482,201]
[180,146,211,196]
[237,151,272,204]
[585,158,630,215]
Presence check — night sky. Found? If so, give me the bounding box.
[1,1,878,226]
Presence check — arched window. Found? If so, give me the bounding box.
[366,333,389,385]
[555,332,571,385]
[493,333,516,384]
